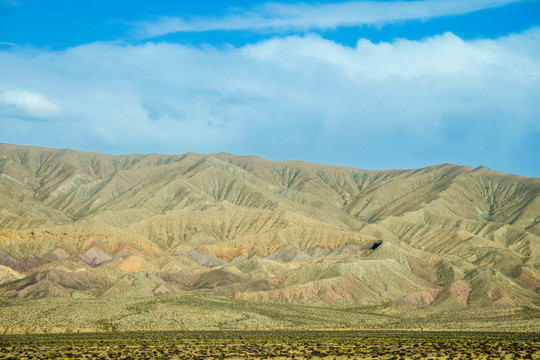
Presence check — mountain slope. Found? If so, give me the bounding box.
[0,143,538,326]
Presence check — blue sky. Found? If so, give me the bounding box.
[1,0,539,177]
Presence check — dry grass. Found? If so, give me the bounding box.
[0,330,538,359]
[1,294,539,334]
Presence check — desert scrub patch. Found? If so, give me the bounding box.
[0,330,538,359]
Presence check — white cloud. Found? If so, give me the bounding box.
[0,28,539,175]
[137,0,524,37]
[0,89,60,118]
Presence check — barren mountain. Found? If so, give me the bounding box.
[0,143,538,332]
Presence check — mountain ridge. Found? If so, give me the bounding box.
[0,143,538,331]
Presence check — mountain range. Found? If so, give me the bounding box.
[0,143,538,332]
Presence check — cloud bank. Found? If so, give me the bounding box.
[138,0,524,37]
[0,28,539,175]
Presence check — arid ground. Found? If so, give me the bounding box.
[0,330,538,359]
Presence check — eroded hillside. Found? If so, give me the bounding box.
[0,143,538,331]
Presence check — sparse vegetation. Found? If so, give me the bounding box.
[0,294,538,334]
[0,330,538,359]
